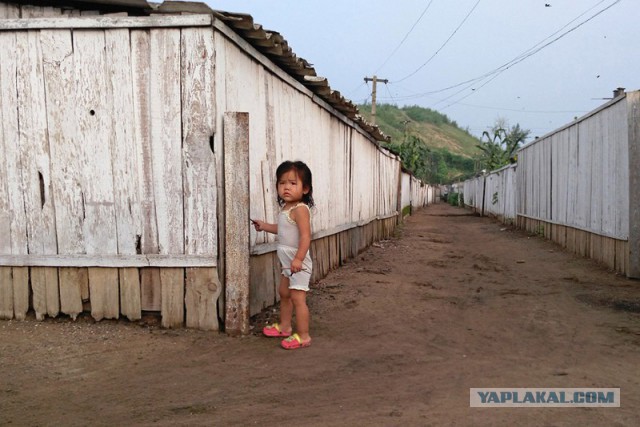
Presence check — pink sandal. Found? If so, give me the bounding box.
[262,323,291,337]
[281,333,311,350]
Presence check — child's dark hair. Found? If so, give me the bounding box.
[276,160,315,208]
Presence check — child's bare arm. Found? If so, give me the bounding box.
[251,219,278,234]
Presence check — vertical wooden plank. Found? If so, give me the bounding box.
[249,255,275,316]
[150,28,184,256]
[0,268,12,319]
[605,237,616,270]
[160,268,184,328]
[16,30,59,320]
[601,108,614,238]
[627,92,640,278]
[62,9,81,17]
[12,268,29,320]
[590,115,604,235]
[73,30,117,254]
[566,125,579,230]
[224,112,250,335]
[89,268,119,321]
[0,2,20,18]
[0,31,20,320]
[131,29,161,310]
[119,268,141,321]
[186,268,222,330]
[213,30,227,319]
[105,28,142,255]
[105,28,143,320]
[41,29,87,319]
[30,267,59,320]
[21,5,62,17]
[140,269,161,311]
[58,268,85,320]
[615,240,627,275]
[181,27,217,259]
[73,30,119,319]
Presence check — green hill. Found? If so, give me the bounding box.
[358,104,481,183]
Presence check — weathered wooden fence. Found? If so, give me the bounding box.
[462,164,517,222]
[462,91,640,278]
[0,6,220,327]
[399,172,436,217]
[0,1,437,331]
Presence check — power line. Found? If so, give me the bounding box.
[384,82,398,106]
[394,0,482,83]
[450,101,588,114]
[382,0,621,104]
[346,81,367,99]
[437,0,621,110]
[374,0,436,75]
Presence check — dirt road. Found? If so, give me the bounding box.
[1,203,638,426]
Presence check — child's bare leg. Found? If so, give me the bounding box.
[278,277,293,333]
[290,289,310,342]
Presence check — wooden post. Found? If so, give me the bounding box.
[627,91,640,278]
[364,75,388,126]
[481,174,487,217]
[224,112,250,335]
[396,163,403,224]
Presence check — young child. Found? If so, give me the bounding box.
[252,160,314,350]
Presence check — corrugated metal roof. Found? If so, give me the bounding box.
[11,0,390,142]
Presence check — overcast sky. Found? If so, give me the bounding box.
[207,0,638,142]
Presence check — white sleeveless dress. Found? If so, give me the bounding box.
[277,203,313,291]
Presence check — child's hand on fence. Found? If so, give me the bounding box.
[251,219,265,232]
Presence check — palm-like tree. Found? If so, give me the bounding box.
[477,123,530,172]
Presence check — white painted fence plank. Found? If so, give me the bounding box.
[41,29,85,255]
[73,30,118,255]
[150,28,183,255]
[590,115,603,233]
[131,30,161,310]
[106,28,143,255]
[601,108,614,236]
[16,30,59,319]
[73,30,120,319]
[181,27,217,258]
[617,100,630,238]
[0,31,19,320]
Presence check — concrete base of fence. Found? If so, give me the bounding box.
[517,216,629,276]
[249,215,398,316]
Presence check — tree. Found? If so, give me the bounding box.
[504,123,529,163]
[476,120,530,172]
[387,134,430,181]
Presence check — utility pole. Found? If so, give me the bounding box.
[364,75,388,125]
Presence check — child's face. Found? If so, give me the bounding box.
[277,169,308,206]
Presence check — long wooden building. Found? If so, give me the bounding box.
[0,0,436,332]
